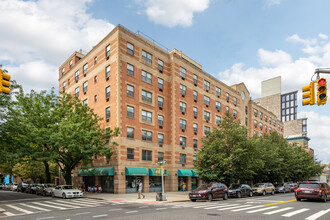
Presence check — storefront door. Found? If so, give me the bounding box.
[101,176,114,193]
[126,176,143,193]
[178,177,187,191]
[149,176,162,192]
[192,177,198,190]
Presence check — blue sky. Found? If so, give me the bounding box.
[0,0,329,164]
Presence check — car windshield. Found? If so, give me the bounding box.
[229,184,241,189]
[63,185,73,189]
[44,184,54,188]
[299,183,319,189]
[274,184,283,187]
[195,183,213,190]
[254,184,265,187]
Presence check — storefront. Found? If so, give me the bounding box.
[149,168,169,192]
[125,167,148,193]
[192,170,199,190]
[178,169,193,191]
[78,167,114,193]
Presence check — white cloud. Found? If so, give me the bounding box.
[258,49,292,66]
[135,0,210,27]
[286,34,318,45]
[0,0,115,92]
[318,33,328,40]
[264,0,282,6]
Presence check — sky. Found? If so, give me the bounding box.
[0,0,329,164]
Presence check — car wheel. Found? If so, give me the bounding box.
[52,193,55,198]
[207,193,213,201]
[191,199,196,202]
[323,195,327,203]
[262,191,266,196]
[62,193,66,199]
[271,190,275,195]
[249,191,253,197]
[237,192,241,198]
[297,198,301,201]
[223,193,228,200]
[43,191,46,196]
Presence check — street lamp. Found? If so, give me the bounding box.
[156,160,167,201]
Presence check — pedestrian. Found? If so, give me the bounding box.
[99,185,102,193]
[137,180,145,199]
[183,181,186,191]
[88,186,91,192]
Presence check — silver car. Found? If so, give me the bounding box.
[52,185,83,199]
[274,183,290,193]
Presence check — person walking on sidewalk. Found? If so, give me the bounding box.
[138,180,145,199]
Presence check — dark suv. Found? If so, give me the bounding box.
[189,182,228,202]
[295,182,330,202]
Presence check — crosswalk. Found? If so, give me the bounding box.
[162,201,330,219]
[0,198,109,218]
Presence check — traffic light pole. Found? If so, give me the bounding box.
[314,68,330,78]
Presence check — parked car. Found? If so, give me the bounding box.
[228,184,253,198]
[26,184,40,194]
[274,183,290,193]
[36,184,55,196]
[252,183,275,196]
[295,181,330,202]
[189,182,228,202]
[3,183,12,191]
[17,182,29,192]
[10,183,18,191]
[0,184,4,190]
[289,183,299,192]
[52,185,83,199]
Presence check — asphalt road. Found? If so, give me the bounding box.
[1,190,329,220]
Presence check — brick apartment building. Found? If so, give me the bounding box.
[59,25,283,194]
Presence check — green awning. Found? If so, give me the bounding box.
[149,168,169,176]
[78,167,114,176]
[192,170,199,177]
[178,169,193,177]
[125,167,149,176]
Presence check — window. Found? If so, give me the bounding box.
[127,84,134,97]
[193,107,198,118]
[193,74,198,85]
[254,130,258,136]
[142,70,152,84]
[127,127,134,139]
[269,117,272,124]
[204,126,210,135]
[193,123,198,133]
[180,136,186,147]
[142,131,152,142]
[193,155,197,163]
[142,110,152,123]
[180,154,186,164]
[204,96,210,106]
[127,148,134,160]
[254,109,258,117]
[265,125,267,132]
[83,81,88,93]
[216,101,221,111]
[260,132,263,137]
[254,120,257,128]
[180,84,186,96]
[158,78,164,90]
[94,76,97,83]
[158,59,164,72]
[180,67,186,79]
[82,99,88,105]
[233,110,237,119]
[204,111,210,121]
[260,122,263,130]
[226,93,229,102]
[105,65,110,79]
[226,106,229,113]
[216,87,221,97]
[106,44,110,58]
[273,119,276,126]
[260,112,263,119]
[269,127,272,133]
[180,119,186,130]
[158,134,164,145]
[75,70,79,81]
[158,152,164,162]
[142,90,152,103]
[204,80,210,91]
[62,82,65,92]
[83,63,88,75]
[193,139,198,149]
[127,63,134,76]
[142,50,152,64]
[193,90,198,101]
[180,101,186,113]
[233,97,237,106]
[67,79,70,86]
[62,67,65,76]
[158,115,164,126]
[105,86,110,99]
[127,42,134,56]
[75,87,79,97]
[94,95,97,103]
[216,116,221,125]
[265,115,267,121]
[94,57,97,64]
[127,106,134,118]
[142,149,152,161]
[105,107,110,120]
[158,96,164,108]
[69,60,72,69]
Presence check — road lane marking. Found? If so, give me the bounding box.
[155,208,167,210]
[6,204,34,214]
[264,207,294,215]
[305,208,330,220]
[282,208,309,217]
[218,205,251,211]
[247,206,278,213]
[109,208,123,211]
[205,204,240,210]
[126,210,138,214]
[3,212,15,216]
[139,206,148,208]
[262,199,296,206]
[231,205,263,212]
[32,202,67,210]
[74,212,91,215]
[192,203,229,209]
[55,200,100,207]
[93,214,108,218]
[43,201,83,209]
[36,217,54,220]
[20,203,50,212]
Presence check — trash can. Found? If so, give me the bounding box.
[156,192,167,201]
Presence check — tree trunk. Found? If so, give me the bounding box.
[43,161,51,183]
[62,168,72,185]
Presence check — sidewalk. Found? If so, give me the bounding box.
[84,191,190,203]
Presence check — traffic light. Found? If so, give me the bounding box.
[317,78,327,105]
[302,81,315,106]
[0,68,10,94]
